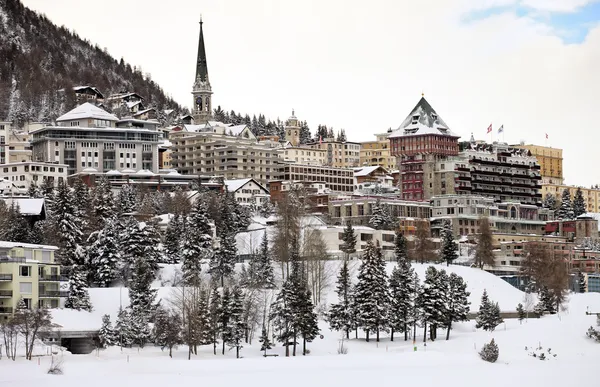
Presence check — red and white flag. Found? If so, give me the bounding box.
[486,124,492,134]
[319,136,322,144]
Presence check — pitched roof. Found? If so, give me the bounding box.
[353,166,388,177]
[388,97,459,138]
[224,178,269,194]
[195,20,209,83]
[56,102,119,122]
[2,198,45,216]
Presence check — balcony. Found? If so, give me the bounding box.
[39,275,67,282]
[0,307,12,314]
[0,274,12,281]
[0,290,13,298]
[38,290,69,298]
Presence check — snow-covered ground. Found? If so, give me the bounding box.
[5,263,600,386]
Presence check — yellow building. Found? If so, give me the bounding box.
[306,139,361,168]
[360,132,397,171]
[282,146,327,165]
[0,241,64,317]
[542,185,600,213]
[513,144,563,185]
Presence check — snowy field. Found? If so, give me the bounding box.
[3,263,600,386]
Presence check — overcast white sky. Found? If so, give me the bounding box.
[21,0,600,187]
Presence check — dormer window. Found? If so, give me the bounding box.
[411,115,419,124]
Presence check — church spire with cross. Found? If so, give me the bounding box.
[192,16,213,124]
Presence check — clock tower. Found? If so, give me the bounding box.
[192,18,213,124]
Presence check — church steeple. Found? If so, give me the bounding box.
[192,17,213,124]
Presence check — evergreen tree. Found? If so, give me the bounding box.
[117,184,138,214]
[92,176,116,229]
[64,262,93,311]
[542,193,557,211]
[388,257,417,341]
[223,287,245,358]
[140,220,163,270]
[297,287,320,355]
[557,189,574,220]
[210,235,237,287]
[340,222,357,260]
[336,129,347,142]
[475,289,504,331]
[89,217,121,287]
[219,287,232,355]
[249,232,275,288]
[50,180,83,267]
[573,187,586,217]
[258,199,274,217]
[119,216,147,284]
[70,177,91,235]
[444,273,470,340]
[115,307,133,347]
[153,307,183,357]
[128,256,157,347]
[479,339,499,363]
[1,203,31,243]
[98,314,117,348]
[440,220,458,266]
[578,271,587,293]
[418,267,447,341]
[353,240,390,342]
[394,230,409,263]
[258,325,273,355]
[27,182,43,198]
[181,200,213,287]
[164,213,184,264]
[299,120,311,144]
[368,198,393,230]
[328,261,354,339]
[516,303,526,324]
[270,264,301,356]
[474,217,495,269]
[208,288,222,355]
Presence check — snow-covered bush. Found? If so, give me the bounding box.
[479,339,498,363]
[585,315,600,342]
[526,344,557,360]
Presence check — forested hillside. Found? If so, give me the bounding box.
[0,0,183,126]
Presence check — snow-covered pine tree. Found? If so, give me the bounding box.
[89,217,121,287]
[328,260,354,339]
[26,182,43,198]
[117,184,138,215]
[50,180,83,267]
[91,176,116,229]
[98,314,117,348]
[418,266,447,342]
[439,220,458,266]
[181,200,213,287]
[516,303,525,324]
[368,198,393,230]
[153,306,183,357]
[557,189,574,220]
[128,256,158,347]
[249,232,276,289]
[119,216,146,285]
[258,199,274,218]
[219,287,232,355]
[394,230,409,263]
[542,193,557,211]
[353,240,390,342]
[444,273,470,340]
[388,258,418,341]
[536,285,557,314]
[164,213,184,264]
[1,203,31,243]
[578,271,587,293]
[223,286,245,358]
[70,177,91,235]
[140,220,163,270]
[340,222,357,260]
[475,289,504,331]
[210,234,237,288]
[296,287,319,356]
[479,338,499,363]
[573,187,586,218]
[258,325,273,356]
[209,287,222,355]
[115,307,133,347]
[64,263,93,311]
[270,267,300,356]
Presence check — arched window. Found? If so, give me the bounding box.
[510,207,517,219]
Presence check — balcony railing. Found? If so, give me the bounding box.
[39,275,67,282]
[0,307,12,314]
[0,290,13,298]
[38,291,69,298]
[0,274,12,281]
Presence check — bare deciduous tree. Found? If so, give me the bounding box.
[12,304,52,360]
[474,217,495,269]
[302,228,334,305]
[1,318,18,360]
[271,192,301,279]
[410,220,435,263]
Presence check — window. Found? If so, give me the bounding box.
[20,282,32,294]
[23,298,32,309]
[20,266,31,277]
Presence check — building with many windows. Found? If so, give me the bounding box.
[0,241,66,317]
[306,139,361,168]
[0,161,68,191]
[542,184,600,213]
[30,103,161,175]
[359,131,397,171]
[275,163,355,193]
[513,144,563,185]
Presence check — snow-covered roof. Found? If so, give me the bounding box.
[126,101,143,109]
[133,108,155,117]
[134,169,154,176]
[82,167,99,173]
[224,178,268,194]
[388,97,459,139]
[578,212,600,231]
[2,198,45,216]
[105,170,122,175]
[227,124,249,136]
[353,166,388,177]
[56,102,119,122]
[0,240,58,250]
[159,139,173,148]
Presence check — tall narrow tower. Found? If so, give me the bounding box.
[192,18,213,124]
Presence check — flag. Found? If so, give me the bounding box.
[486,124,492,134]
[319,136,322,144]
[545,133,548,139]
[498,125,504,134]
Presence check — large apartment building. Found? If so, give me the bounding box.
[389,97,460,201]
[359,131,397,171]
[275,163,355,193]
[0,241,65,317]
[542,184,600,213]
[0,161,68,191]
[170,123,283,185]
[306,139,361,168]
[513,144,563,185]
[30,103,161,175]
